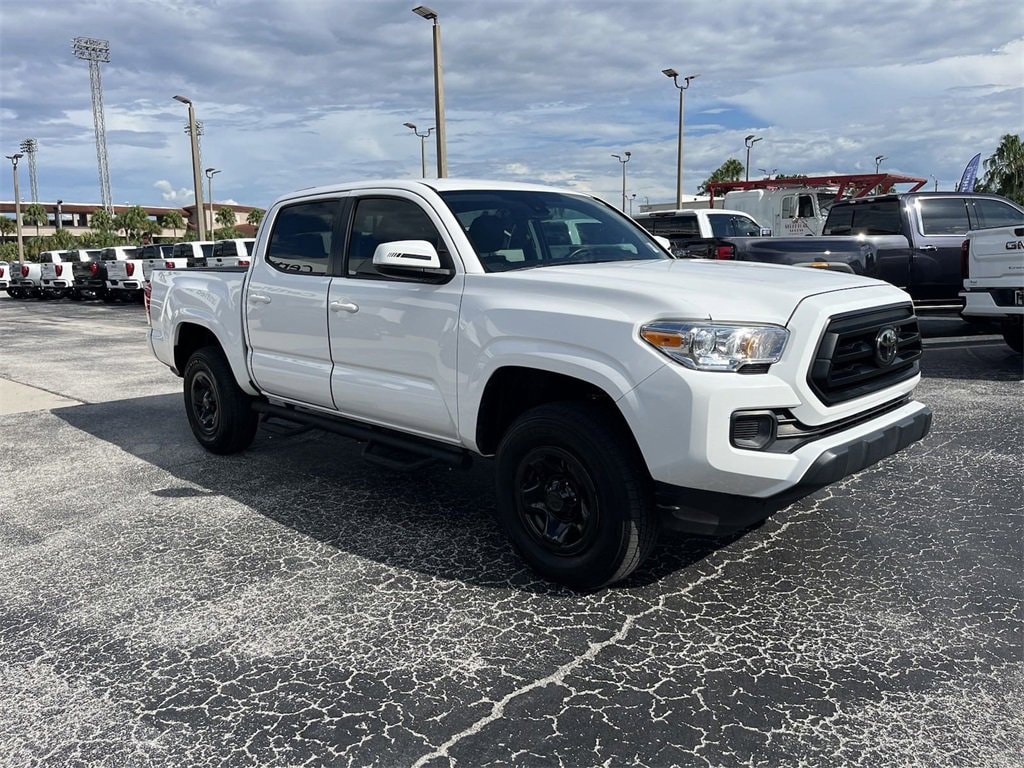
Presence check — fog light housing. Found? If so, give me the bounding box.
[730,412,777,450]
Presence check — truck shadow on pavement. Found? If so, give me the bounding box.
[54,393,742,593]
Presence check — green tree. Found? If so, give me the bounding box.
[113,205,151,242]
[246,208,265,228]
[48,229,78,251]
[698,158,745,195]
[976,134,1024,205]
[23,203,48,238]
[0,216,14,242]
[0,242,18,261]
[160,210,185,240]
[90,208,116,233]
[216,206,237,230]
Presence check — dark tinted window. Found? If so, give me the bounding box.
[635,213,700,238]
[266,200,335,276]
[201,243,214,258]
[972,199,1024,229]
[823,200,902,235]
[707,213,761,237]
[347,197,444,277]
[918,197,971,235]
[39,252,56,263]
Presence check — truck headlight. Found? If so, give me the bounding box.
[640,321,789,372]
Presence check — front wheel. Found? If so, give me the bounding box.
[495,401,658,590]
[183,346,259,454]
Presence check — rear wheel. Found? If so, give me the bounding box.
[183,346,259,454]
[1002,317,1023,354]
[495,401,658,590]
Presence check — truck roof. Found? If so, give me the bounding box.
[276,178,588,205]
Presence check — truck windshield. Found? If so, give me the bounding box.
[823,199,902,236]
[438,190,668,272]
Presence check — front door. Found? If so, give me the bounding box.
[327,193,463,442]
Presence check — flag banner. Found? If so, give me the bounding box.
[957,153,982,192]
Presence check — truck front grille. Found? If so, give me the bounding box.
[808,303,922,406]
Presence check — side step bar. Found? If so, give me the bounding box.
[251,400,473,470]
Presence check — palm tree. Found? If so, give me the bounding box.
[216,206,237,231]
[978,134,1024,205]
[160,210,185,240]
[246,208,265,228]
[90,208,115,233]
[0,216,14,243]
[23,203,48,238]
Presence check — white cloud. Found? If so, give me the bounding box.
[153,180,193,203]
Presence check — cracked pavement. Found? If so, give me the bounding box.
[0,299,1020,767]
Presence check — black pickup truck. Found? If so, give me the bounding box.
[637,192,1024,308]
[71,247,132,301]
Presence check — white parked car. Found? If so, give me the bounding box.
[961,224,1024,352]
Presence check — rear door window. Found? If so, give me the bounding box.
[823,200,902,235]
[917,197,971,235]
[266,200,336,276]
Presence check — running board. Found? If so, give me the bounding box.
[251,400,472,470]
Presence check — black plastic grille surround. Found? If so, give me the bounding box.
[809,303,922,406]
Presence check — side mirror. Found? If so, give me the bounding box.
[372,239,452,281]
[653,235,672,251]
[760,227,773,237]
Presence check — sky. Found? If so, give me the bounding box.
[1,0,1021,213]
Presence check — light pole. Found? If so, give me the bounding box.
[5,153,24,263]
[874,154,887,174]
[205,167,221,236]
[663,68,699,209]
[56,199,64,230]
[612,151,631,212]
[758,167,777,180]
[931,175,939,191]
[412,6,447,178]
[173,94,206,240]
[744,135,762,182]
[403,122,435,178]
[630,193,637,216]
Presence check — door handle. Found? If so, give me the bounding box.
[330,300,359,313]
[916,245,938,252]
[249,293,272,304]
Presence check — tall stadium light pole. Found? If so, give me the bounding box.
[612,151,631,212]
[744,134,762,181]
[5,153,25,263]
[174,95,206,240]
[663,69,699,209]
[72,37,113,212]
[205,167,221,236]
[412,6,447,178]
[403,122,435,178]
[19,139,38,202]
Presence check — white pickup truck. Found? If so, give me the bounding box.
[148,179,932,589]
[104,246,145,301]
[961,224,1024,352]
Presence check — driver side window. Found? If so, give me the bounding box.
[346,197,446,278]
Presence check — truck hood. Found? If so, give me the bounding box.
[496,258,897,325]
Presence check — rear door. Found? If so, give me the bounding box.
[245,197,340,409]
[910,196,973,300]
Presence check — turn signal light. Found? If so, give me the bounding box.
[960,239,970,280]
[714,244,735,260]
[21,265,29,277]
[165,261,176,268]
[90,262,99,275]
[239,259,250,267]
[126,262,135,277]
[55,264,63,277]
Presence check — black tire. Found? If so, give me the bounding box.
[182,346,259,454]
[1002,317,1023,354]
[495,401,658,590]
[101,292,117,303]
[68,290,82,301]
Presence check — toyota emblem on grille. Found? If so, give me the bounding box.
[874,327,899,366]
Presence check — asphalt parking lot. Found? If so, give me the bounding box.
[0,296,1021,768]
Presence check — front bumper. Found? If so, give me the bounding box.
[658,405,932,534]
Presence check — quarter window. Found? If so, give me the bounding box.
[266,200,335,275]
